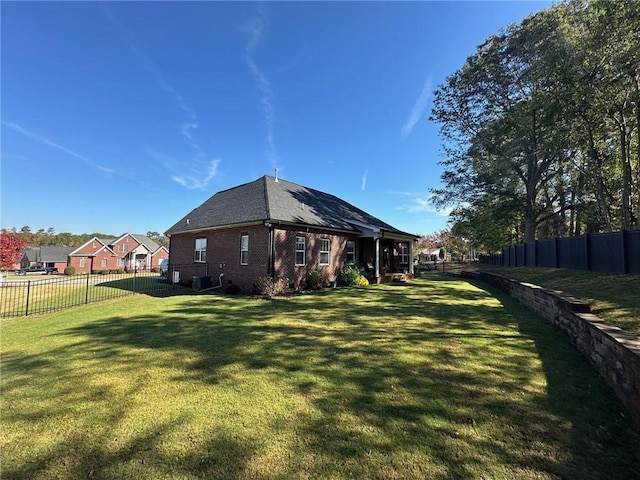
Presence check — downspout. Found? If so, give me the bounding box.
[265,221,275,277]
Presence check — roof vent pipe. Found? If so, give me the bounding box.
[274,168,279,182]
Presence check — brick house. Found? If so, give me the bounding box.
[68,237,118,273]
[165,175,417,291]
[65,234,169,274]
[108,233,169,272]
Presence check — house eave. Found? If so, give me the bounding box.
[166,220,266,237]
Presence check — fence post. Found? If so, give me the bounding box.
[85,273,90,305]
[25,280,31,316]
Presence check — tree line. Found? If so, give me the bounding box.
[430,0,640,252]
[5,226,169,248]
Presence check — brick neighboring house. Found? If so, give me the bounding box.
[18,234,169,274]
[108,233,169,272]
[68,234,169,274]
[165,175,417,291]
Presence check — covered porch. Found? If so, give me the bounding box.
[350,222,417,284]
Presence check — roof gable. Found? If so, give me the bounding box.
[70,237,116,256]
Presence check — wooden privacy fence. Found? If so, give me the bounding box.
[480,229,640,274]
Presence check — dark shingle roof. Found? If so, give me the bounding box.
[39,246,74,262]
[166,175,415,237]
[131,234,161,252]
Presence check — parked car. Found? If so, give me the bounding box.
[17,265,58,275]
[159,259,169,276]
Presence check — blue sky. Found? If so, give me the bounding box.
[1,1,551,237]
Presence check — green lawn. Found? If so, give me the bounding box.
[1,277,638,479]
[483,267,640,336]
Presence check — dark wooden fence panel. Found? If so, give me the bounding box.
[480,229,639,274]
[590,232,625,273]
[537,239,557,268]
[627,230,640,274]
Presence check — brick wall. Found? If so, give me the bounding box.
[274,226,357,289]
[169,224,360,291]
[168,224,271,291]
[463,270,640,430]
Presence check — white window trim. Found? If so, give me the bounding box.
[240,234,249,265]
[101,258,107,268]
[79,258,86,268]
[194,238,207,263]
[319,238,331,265]
[399,243,409,265]
[295,236,306,266]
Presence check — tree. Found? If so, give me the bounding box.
[431,5,577,243]
[147,231,169,248]
[0,230,28,272]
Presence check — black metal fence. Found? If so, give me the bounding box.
[480,229,640,274]
[0,270,182,318]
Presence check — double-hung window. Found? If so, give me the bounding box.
[101,258,107,268]
[240,234,249,265]
[194,238,207,263]
[398,243,409,265]
[346,240,356,264]
[295,236,306,266]
[319,238,331,265]
[79,258,86,268]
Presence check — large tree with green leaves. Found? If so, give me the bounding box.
[430,0,639,248]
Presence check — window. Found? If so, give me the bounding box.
[101,258,107,268]
[119,244,128,253]
[398,243,409,265]
[346,241,356,264]
[117,258,124,267]
[319,238,330,265]
[240,234,249,265]
[295,236,306,266]
[194,238,207,263]
[79,258,86,268]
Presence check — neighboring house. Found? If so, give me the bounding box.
[69,234,169,273]
[17,234,170,274]
[68,237,118,273]
[165,175,417,291]
[19,247,40,269]
[19,246,74,271]
[108,233,168,271]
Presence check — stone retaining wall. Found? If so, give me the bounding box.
[461,270,640,430]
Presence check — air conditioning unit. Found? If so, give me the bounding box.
[192,275,212,291]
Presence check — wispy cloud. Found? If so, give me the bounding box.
[145,149,220,190]
[142,59,201,151]
[172,159,221,190]
[244,7,278,169]
[104,5,218,189]
[401,76,432,139]
[2,121,116,175]
[361,169,368,191]
[397,194,452,216]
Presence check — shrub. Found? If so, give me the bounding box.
[338,265,361,287]
[358,275,369,286]
[225,283,241,295]
[109,269,124,274]
[306,270,327,291]
[256,276,289,296]
[64,266,75,276]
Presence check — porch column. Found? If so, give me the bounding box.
[409,241,414,275]
[375,237,380,278]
